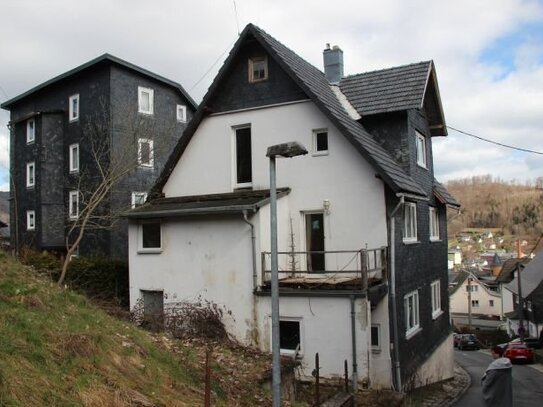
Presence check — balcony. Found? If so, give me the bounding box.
[259,247,388,295]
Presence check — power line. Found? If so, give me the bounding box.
[232,0,240,36]
[189,39,236,92]
[447,125,543,155]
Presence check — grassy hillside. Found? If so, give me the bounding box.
[0,252,273,406]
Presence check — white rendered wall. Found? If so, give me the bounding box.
[410,334,454,388]
[369,297,392,388]
[450,279,501,317]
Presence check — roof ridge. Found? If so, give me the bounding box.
[342,60,432,80]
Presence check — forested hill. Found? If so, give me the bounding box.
[446,176,543,238]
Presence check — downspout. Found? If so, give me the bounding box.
[389,195,405,392]
[242,210,257,290]
[350,295,358,391]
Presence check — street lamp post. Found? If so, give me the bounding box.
[266,142,307,407]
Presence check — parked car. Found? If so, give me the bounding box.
[453,333,461,348]
[457,334,480,350]
[503,342,535,364]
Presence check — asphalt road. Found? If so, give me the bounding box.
[454,348,543,406]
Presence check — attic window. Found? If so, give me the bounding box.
[312,129,328,156]
[249,56,268,83]
[416,131,427,168]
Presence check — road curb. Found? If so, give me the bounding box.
[440,364,471,407]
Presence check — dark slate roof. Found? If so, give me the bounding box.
[506,252,543,297]
[496,257,531,283]
[340,62,430,116]
[1,54,197,110]
[433,180,460,208]
[126,188,290,219]
[152,24,426,198]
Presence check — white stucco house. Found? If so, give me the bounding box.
[126,24,459,390]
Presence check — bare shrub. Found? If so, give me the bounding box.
[131,296,232,341]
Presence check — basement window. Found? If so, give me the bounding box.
[248,56,268,83]
[279,319,302,355]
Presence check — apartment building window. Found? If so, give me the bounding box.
[404,290,420,337]
[132,192,147,208]
[26,162,35,188]
[431,280,441,318]
[248,56,268,83]
[312,129,328,156]
[416,131,427,168]
[176,104,187,122]
[139,221,162,253]
[138,138,154,168]
[26,210,35,230]
[69,94,79,122]
[26,119,35,144]
[403,202,417,242]
[429,207,439,241]
[471,300,480,308]
[69,190,79,219]
[234,126,252,187]
[69,143,79,172]
[138,87,154,114]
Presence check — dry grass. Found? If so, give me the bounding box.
[0,252,275,406]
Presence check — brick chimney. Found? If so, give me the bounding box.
[323,43,344,84]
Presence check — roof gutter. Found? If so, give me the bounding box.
[396,192,428,202]
[124,204,259,219]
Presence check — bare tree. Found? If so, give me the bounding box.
[58,101,176,285]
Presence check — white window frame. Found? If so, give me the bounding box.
[26,119,35,144]
[138,86,154,115]
[131,192,148,208]
[69,94,79,122]
[429,206,440,241]
[232,125,252,188]
[69,143,79,173]
[26,162,35,188]
[138,220,162,253]
[176,104,187,122]
[471,300,480,308]
[312,128,329,156]
[278,317,303,356]
[403,202,417,242]
[404,290,420,338]
[248,56,268,83]
[69,190,79,220]
[431,280,442,319]
[416,131,427,168]
[138,138,154,168]
[26,210,35,230]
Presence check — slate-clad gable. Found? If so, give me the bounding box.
[209,40,307,113]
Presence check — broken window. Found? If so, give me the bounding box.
[280,319,301,353]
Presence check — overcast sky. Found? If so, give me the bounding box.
[1,0,543,191]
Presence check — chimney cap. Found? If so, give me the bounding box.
[325,43,331,50]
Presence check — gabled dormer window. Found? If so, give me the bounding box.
[69,94,80,122]
[248,56,268,83]
[416,131,427,168]
[26,119,35,144]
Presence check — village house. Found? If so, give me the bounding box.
[1,55,196,257]
[126,24,459,390]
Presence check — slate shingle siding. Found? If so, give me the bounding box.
[6,59,194,258]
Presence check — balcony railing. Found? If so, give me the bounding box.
[260,247,387,291]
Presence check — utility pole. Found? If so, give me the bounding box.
[467,275,472,331]
[516,240,525,341]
